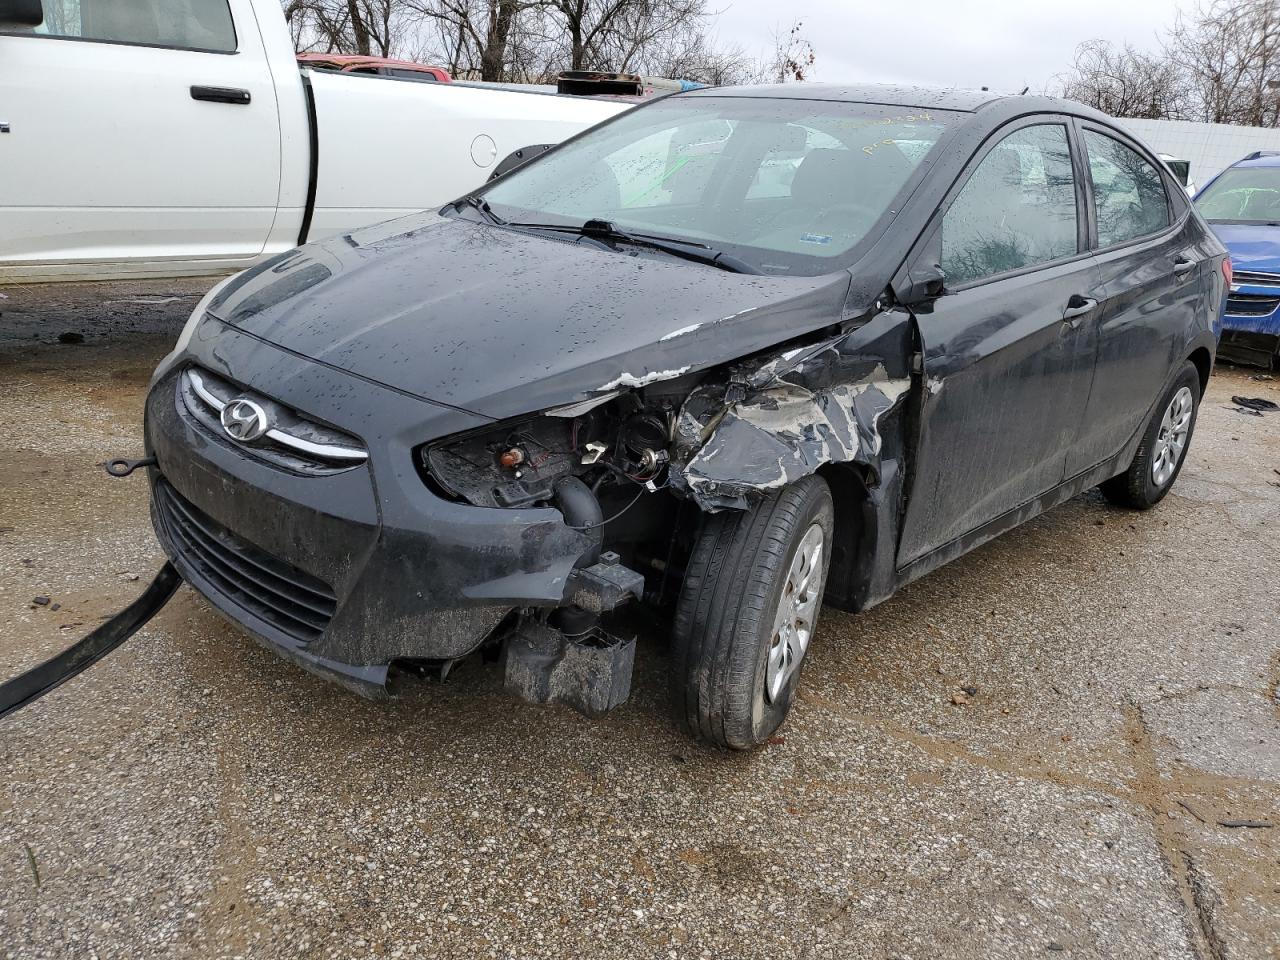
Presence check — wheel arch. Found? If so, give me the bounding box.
[1188,345,1213,396]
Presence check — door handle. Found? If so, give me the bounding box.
[1062,294,1097,328]
[1172,257,1197,277]
[190,85,251,105]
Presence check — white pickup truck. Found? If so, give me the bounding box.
[0,0,625,283]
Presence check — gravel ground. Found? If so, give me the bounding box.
[1,281,1278,960]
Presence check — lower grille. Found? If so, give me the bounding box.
[154,481,336,642]
[1226,293,1280,317]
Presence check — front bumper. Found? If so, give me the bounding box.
[144,319,594,694]
[1221,281,1280,367]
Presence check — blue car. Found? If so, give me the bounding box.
[1195,151,1280,367]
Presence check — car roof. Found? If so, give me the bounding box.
[683,82,999,111]
[1230,153,1280,168]
[682,83,1115,120]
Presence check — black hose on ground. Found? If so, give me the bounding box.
[0,562,183,720]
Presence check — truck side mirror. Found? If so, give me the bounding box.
[488,144,554,182]
[0,0,43,25]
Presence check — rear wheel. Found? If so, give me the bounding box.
[1100,362,1200,509]
[671,476,834,749]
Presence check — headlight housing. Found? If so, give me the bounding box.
[158,272,243,373]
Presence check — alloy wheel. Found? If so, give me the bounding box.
[1152,386,1194,488]
[765,523,825,703]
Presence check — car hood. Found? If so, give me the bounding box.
[208,213,854,420]
[1208,222,1280,273]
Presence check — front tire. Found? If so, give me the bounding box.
[1100,361,1201,510]
[671,476,834,749]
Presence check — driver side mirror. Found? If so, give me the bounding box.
[488,143,554,182]
[0,0,43,25]
[892,229,946,308]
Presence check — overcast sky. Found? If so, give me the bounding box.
[713,0,1190,93]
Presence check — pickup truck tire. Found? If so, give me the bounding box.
[671,476,834,749]
[1100,362,1201,510]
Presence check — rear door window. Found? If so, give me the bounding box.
[30,0,236,51]
[940,123,1079,285]
[1082,130,1170,247]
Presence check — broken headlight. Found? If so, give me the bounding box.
[421,395,679,510]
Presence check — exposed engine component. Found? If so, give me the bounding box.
[422,392,680,511]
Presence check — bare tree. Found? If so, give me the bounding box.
[1166,0,1280,125]
[632,30,757,85]
[1058,39,1191,118]
[285,0,817,87]
[766,20,815,83]
[1057,0,1280,126]
[288,0,412,56]
[405,0,542,80]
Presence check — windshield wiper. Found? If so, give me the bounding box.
[456,194,507,225]
[504,217,759,274]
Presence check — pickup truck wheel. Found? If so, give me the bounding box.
[1100,362,1201,510]
[671,476,834,749]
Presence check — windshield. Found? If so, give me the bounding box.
[1195,165,1280,223]
[476,95,955,276]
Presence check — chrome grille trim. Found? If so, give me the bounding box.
[183,368,369,467]
[1225,293,1280,317]
[1232,269,1280,287]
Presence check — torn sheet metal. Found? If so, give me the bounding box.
[673,309,915,512]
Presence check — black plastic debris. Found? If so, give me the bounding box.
[1231,395,1279,413]
[56,332,84,345]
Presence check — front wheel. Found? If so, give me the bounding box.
[1100,361,1201,510]
[671,476,834,749]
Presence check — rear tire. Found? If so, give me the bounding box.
[1100,361,1200,510]
[671,476,834,749]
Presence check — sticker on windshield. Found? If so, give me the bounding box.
[800,233,832,245]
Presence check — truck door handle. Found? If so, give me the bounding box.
[1062,295,1097,328]
[1172,257,1197,277]
[190,85,251,105]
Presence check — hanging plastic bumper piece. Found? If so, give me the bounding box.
[0,563,182,720]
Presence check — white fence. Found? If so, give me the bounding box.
[1117,118,1280,190]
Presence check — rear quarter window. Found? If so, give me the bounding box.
[1083,130,1170,247]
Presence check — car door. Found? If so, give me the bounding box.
[897,118,1101,567]
[0,0,280,271]
[1065,124,1207,475]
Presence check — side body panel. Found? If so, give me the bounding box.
[898,257,1100,565]
[896,115,1101,566]
[0,0,284,282]
[1067,121,1215,474]
[305,73,627,241]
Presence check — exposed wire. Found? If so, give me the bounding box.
[564,486,648,531]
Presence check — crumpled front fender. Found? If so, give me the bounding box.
[672,307,917,512]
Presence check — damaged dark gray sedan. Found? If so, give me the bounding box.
[145,84,1228,748]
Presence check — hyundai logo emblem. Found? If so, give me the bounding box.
[220,397,270,443]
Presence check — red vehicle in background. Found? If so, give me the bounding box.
[296,53,451,82]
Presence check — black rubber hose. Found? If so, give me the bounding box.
[0,562,182,720]
[554,475,603,568]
